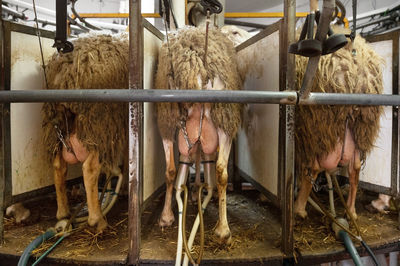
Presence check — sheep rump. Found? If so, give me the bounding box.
[41,34,128,171]
[155,26,243,140]
[295,34,384,173]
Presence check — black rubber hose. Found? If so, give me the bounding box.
[17,228,56,266]
[361,241,380,266]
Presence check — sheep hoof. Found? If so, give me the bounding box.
[346,211,358,221]
[159,209,175,227]
[159,216,175,227]
[6,203,31,224]
[88,216,108,232]
[214,223,232,245]
[294,209,308,219]
[96,218,108,233]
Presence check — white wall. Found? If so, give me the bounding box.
[359,40,394,189]
[143,28,164,201]
[10,31,82,195]
[236,31,280,196]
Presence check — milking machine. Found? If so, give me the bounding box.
[175,152,216,266]
[307,172,380,266]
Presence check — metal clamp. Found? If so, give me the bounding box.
[200,0,223,15]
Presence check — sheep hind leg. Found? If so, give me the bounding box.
[347,150,361,220]
[214,129,232,245]
[82,151,107,232]
[159,139,176,227]
[54,152,70,220]
[294,167,319,218]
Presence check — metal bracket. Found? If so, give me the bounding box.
[53,0,74,53]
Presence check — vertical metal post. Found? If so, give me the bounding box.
[0,0,5,244]
[128,0,143,265]
[392,32,399,195]
[280,0,296,257]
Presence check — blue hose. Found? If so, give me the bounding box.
[338,230,363,266]
[17,228,56,266]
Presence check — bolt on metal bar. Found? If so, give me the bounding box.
[1,89,400,106]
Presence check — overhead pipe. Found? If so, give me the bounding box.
[3,0,127,31]
[1,4,87,32]
[1,4,27,19]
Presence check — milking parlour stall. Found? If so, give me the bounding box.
[0,2,166,264]
[1,0,400,266]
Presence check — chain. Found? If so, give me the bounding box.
[32,0,49,89]
[203,10,211,71]
[54,125,72,152]
[161,0,176,90]
[179,120,193,151]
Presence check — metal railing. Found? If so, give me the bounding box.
[1,89,399,106]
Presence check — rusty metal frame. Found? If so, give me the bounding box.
[128,0,143,264]
[280,0,296,257]
[0,0,5,244]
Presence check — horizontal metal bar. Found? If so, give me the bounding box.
[224,12,308,18]
[0,89,297,104]
[1,89,400,106]
[71,13,162,19]
[224,19,269,29]
[72,12,308,19]
[356,15,391,29]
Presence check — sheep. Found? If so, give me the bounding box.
[154,26,244,244]
[294,32,384,219]
[41,34,128,232]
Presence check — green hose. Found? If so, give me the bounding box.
[17,228,56,266]
[339,230,363,266]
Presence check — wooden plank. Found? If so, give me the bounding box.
[280,0,296,257]
[128,0,144,264]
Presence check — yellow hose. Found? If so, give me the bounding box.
[197,184,206,264]
[182,184,206,265]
